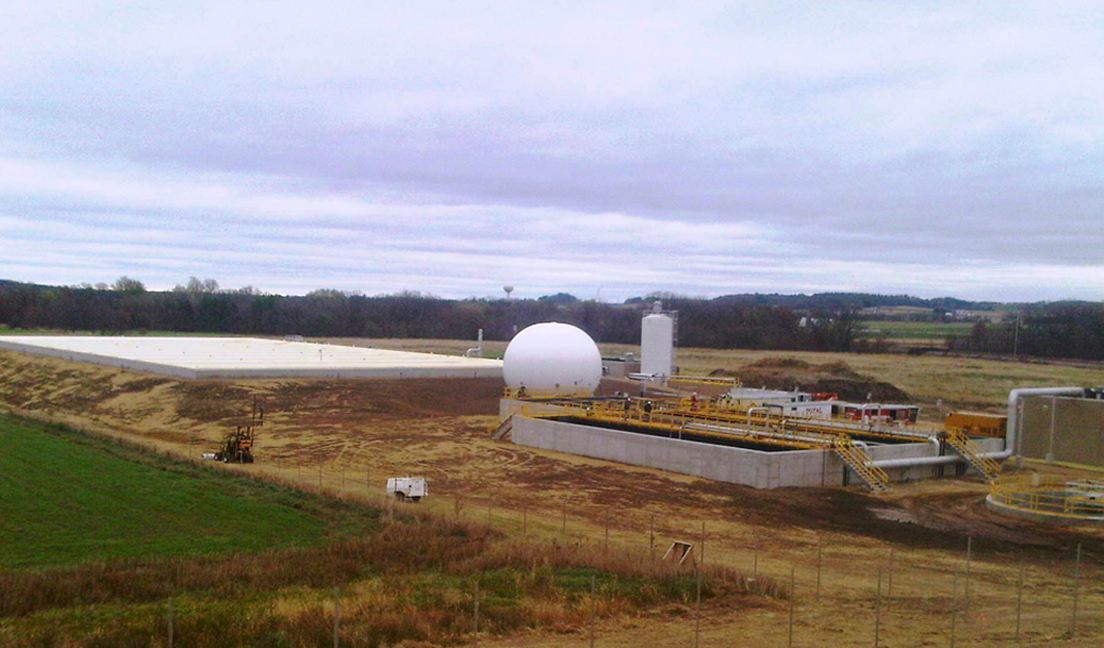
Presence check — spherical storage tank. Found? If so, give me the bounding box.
[503,323,602,395]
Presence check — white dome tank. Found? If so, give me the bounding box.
[503,322,602,395]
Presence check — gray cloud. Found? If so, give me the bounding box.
[1,1,1102,301]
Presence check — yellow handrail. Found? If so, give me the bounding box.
[989,474,1104,519]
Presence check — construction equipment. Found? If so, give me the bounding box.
[212,426,255,463]
[204,397,263,464]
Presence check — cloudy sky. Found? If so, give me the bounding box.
[1,2,1102,301]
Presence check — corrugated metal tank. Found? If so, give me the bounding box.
[640,313,673,378]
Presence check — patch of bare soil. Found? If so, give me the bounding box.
[713,357,912,402]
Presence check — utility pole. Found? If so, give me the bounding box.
[1013,311,1021,358]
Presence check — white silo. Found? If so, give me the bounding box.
[641,312,674,378]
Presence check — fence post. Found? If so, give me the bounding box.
[700,521,706,567]
[604,509,610,553]
[950,569,958,648]
[562,500,567,534]
[754,539,759,577]
[167,595,174,648]
[366,466,370,494]
[788,566,796,648]
[694,561,703,648]
[650,514,655,561]
[888,548,894,600]
[816,537,822,601]
[473,579,480,648]
[319,464,323,488]
[341,468,345,490]
[874,569,882,648]
[1015,562,1024,641]
[589,574,597,648]
[333,587,340,648]
[963,536,972,619]
[1071,542,1081,635]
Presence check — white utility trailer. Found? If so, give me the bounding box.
[386,477,428,502]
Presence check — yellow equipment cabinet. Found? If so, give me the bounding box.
[945,411,1007,438]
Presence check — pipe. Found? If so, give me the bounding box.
[870,387,1086,470]
[465,328,484,357]
[747,407,769,430]
[871,449,1011,469]
[1000,387,1085,460]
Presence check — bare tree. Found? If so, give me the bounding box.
[112,276,146,294]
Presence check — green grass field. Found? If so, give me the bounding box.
[859,320,975,340]
[0,414,363,569]
[0,414,756,647]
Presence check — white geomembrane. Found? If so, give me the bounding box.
[0,336,503,379]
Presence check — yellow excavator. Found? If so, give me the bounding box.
[206,398,263,464]
[213,426,255,463]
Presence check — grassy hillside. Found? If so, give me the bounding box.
[0,414,767,647]
[0,415,369,568]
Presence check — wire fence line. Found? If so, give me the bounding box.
[23,420,1100,648]
[209,452,1104,647]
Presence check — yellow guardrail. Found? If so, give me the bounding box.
[517,399,827,450]
[503,386,594,399]
[506,394,937,445]
[668,375,740,387]
[989,474,1104,519]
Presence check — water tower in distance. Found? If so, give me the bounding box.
[503,285,514,300]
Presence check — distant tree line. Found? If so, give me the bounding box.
[2,278,1099,359]
[0,278,869,352]
[947,303,1104,361]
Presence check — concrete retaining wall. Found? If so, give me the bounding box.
[510,416,1003,489]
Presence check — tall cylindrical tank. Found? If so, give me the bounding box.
[640,313,673,378]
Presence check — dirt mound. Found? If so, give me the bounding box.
[713,357,911,402]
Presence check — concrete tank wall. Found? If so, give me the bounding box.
[508,416,998,489]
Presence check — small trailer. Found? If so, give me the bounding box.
[386,477,428,502]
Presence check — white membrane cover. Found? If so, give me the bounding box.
[0,336,503,379]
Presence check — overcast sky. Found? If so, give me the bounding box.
[1,2,1102,301]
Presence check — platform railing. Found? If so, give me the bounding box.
[989,474,1104,519]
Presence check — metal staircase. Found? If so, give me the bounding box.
[832,435,891,493]
[492,415,514,441]
[945,428,1002,480]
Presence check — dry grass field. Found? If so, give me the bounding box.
[3,340,1104,647]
